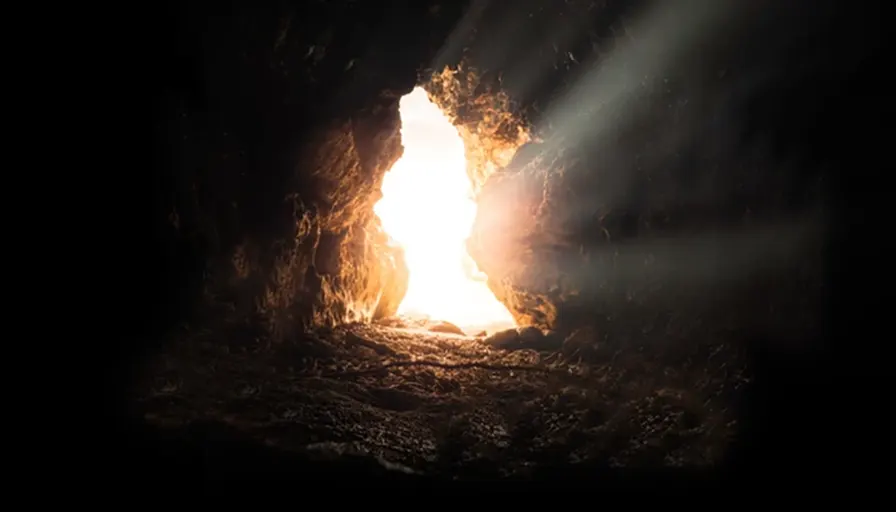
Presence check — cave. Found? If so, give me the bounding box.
[125,0,874,485]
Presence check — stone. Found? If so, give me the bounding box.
[154,1,470,343]
[517,326,545,345]
[561,327,598,360]
[427,321,466,336]
[482,328,520,350]
[467,73,827,337]
[483,326,561,352]
[519,326,563,351]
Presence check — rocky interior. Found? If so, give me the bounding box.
[130,0,867,481]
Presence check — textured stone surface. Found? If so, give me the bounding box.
[137,322,749,474]
[129,0,880,482]
[153,1,468,343]
[466,1,833,342]
[154,0,838,349]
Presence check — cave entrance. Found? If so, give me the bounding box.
[374,87,516,335]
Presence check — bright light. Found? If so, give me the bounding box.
[373,87,516,334]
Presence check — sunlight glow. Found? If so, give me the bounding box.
[374,87,516,334]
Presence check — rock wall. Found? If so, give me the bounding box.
[464,0,848,348]
[152,0,468,343]
[150,0,867,351]
[257,104,409,340]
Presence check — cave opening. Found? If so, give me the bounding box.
[373,87,516,335]
[130,0,846,478]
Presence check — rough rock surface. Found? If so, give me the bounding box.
[482,326,562,352]
[466,0,833,342]
[136,322,748,476]
[153,1,469,344]
[131,0,878,481]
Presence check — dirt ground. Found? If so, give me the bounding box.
[134,318,749,477]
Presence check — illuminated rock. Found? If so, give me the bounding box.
[156,2,466,343]
[427,321,466,336]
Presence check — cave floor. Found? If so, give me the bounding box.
[134,321,748,476]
